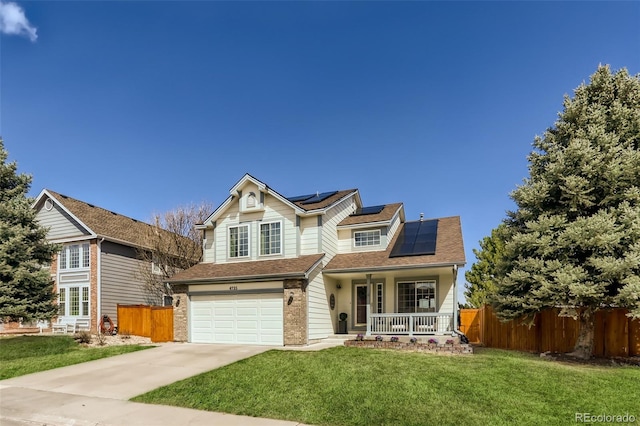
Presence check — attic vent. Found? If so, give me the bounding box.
[247,192,257,208]
[44,198,54,211]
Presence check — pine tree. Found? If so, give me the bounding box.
[0,138,59,322]
[464,224,507,308]
[493,66,640,359]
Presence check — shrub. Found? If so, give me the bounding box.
[96,332,107,346]
[446,339,455,345]
[375,335,383,342]
[390,336,399,342]
[409,337,418,344]
[74,331,92,344]
[356,333,364,341]
[428,338,438,345]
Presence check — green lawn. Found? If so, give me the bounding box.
[133,347,640,426]
[0,335,151,380]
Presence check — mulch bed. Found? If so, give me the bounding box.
[538,351,640,367]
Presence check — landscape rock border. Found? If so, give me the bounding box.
[345,340,473,354]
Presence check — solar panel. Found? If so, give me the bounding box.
[286,194,316,203]
[353,205,385,216]
[300,191,338,205]
[389,219,438,257]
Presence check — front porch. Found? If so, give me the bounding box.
[367,312,454,336]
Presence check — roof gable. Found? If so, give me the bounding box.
[201,174,360,226]
[34,189,193,253]
[324,216,466,272]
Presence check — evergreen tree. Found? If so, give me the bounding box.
[464,224,507,308]
[494,66,640,359]
[0,139,59,322]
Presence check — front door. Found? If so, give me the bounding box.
[355,285,367,326]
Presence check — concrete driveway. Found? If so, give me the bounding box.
[0,343,307,425]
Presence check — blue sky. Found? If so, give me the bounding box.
[2,1,639,302]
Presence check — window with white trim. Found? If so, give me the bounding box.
[376,283,383,314]
[58,284,89,317]
[354,230,381,247]
[260,221,282,255]
[59,243,90,270]
[229,224,249,258]
[397,281,436,313]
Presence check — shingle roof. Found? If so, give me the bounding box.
[168,254,325,283]
[338,203,403,227]
[324,216,466,272]
[287,189,357,211]
[45,190,194,253]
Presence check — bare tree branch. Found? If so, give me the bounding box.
[136,202,212,305]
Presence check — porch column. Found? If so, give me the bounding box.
[366,274,372,336]
[453,265,458,331]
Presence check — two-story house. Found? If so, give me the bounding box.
[32,189,194,333]
[168,174,466,346]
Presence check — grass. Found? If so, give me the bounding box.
[0,335,151,380]
[132,347,640,426]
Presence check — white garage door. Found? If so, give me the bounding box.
[190,293,283,345]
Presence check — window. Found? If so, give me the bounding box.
[397,281,436,313]
[376,283,383,314]
[260,221,282,255]
[354,230,380,247]
[59,243,90,269]
[58,285,89,317]
[229,225,249,258]
[82,287,89,316]
[58,288,66,316]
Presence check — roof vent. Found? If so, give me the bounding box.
[420,213,424,221]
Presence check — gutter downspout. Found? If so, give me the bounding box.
[97,238,104,333]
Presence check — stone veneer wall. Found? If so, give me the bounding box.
[172,284,188,342]
[283,278,308,346]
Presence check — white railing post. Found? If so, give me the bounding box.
[409,313,414,336]
[366,304,371,336]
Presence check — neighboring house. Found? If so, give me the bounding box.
[168,174,466,346]
[32,189,191,333]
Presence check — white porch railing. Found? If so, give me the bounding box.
[367,312,454,335]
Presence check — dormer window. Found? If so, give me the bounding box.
[354,230,381,247]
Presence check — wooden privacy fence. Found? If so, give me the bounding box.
[460,306,640,357]
[117,304,174,343]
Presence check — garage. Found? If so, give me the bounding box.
[190,293,283,345]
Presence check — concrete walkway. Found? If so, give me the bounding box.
[0,343,322,426]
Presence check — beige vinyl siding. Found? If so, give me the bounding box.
[100,244,149,325]
[438,270,455,314]
[203,228,215,263]
[321,197,355,261]
[337,228,351,253]
[213,193,297,263]
[36,203,89,240]
[386,214,402,249]
[307,267,334,340]
[299,216,319,255]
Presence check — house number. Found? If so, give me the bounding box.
[229,286,238,291]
